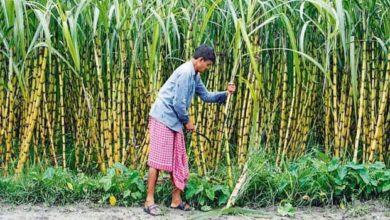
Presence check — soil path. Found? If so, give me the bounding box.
[1,201,389,219]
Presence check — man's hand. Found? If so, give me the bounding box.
[185,121,195,132]
[227,82,236,95]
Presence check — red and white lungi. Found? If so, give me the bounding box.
[147,117,189,191]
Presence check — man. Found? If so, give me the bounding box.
[143,45,236,215]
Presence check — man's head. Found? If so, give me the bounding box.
[192,44,216,73]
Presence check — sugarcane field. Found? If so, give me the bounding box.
[0,0,390,219]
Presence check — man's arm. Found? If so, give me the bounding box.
[195,78,227,103]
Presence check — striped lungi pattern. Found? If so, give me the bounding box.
[147,117,189,191]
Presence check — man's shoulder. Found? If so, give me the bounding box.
[175,61,194,74]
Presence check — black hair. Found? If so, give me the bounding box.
[193,44,216,63]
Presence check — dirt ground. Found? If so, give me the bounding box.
[0,201,389,220]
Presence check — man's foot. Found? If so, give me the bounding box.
[143,204,162,216]
[170,201,191,211]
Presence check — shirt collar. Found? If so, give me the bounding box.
[187,61,198,79]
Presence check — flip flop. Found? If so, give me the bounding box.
[171,201,191,211]
[143,204,162,216]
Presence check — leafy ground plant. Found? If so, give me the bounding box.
[277,202,295,217]
[185,174,231,210]
[235,150,390,207]
[1,153,389,209]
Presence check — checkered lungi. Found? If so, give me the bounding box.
[147,117,189,191]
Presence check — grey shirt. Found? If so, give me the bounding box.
[149,61,227,132]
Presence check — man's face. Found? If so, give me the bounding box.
[198,59,213,73]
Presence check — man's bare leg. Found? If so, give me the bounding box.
[170,173,190,209]
[145,167,159,207]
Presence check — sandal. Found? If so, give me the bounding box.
[170,201,191,211]
[144,204,162,216]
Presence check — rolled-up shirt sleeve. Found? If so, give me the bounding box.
[172,72,190,124]
[195,79,227,103]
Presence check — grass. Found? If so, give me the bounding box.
[232,149,390,208]
[0,163,230,208]
[1,149,389,209]
[345,204,371,218]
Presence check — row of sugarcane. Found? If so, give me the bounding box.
[0,1,389,188]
